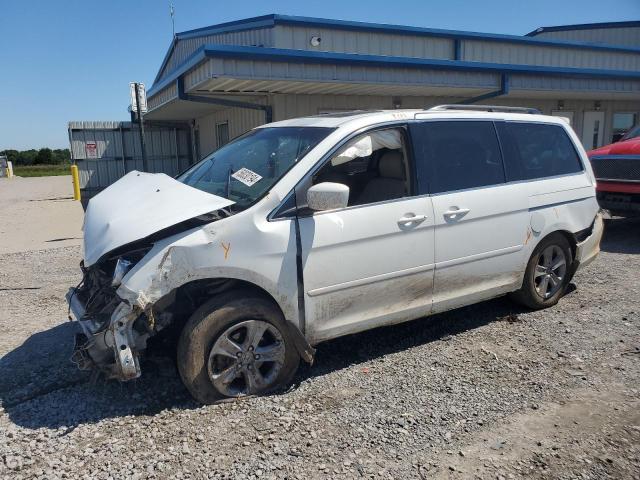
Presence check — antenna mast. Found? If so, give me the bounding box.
[170,3,175,39]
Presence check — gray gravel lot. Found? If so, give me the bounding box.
[0,218,639,479]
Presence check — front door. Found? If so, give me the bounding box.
[581,111,605,150]
[297,126,435,343]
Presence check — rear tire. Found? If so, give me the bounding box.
[511,233,573,310]
[177,291,300,404]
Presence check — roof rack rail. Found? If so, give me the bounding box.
[428,104,542,115]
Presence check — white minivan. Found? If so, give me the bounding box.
[67,105,603,403]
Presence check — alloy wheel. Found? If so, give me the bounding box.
[534,245,567,299]
[207,320,285,396]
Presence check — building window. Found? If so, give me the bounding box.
[216,122,230,148]
[612,113,637,143]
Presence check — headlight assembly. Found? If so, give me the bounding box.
[111,258,134,287]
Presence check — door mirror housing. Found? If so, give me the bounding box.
[306,182,349,211]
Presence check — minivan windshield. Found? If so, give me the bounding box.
[178,126,333,209]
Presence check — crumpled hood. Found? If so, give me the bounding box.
[83,171,234,266]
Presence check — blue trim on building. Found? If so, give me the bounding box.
[153,37,179,86]
[177,14,277,39]
[147,44,640,98]
[527,20,640,37]
[186,14,640,53]
[460,73,510,104]
[152,14,640,87]
[271,14,640,52]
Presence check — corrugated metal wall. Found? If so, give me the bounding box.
[147,83,178,111]
[461,39,640,71]
[195,101,268,158]
[157,28,275,82]
[68,121,193,195]
[272,25,640,72]
[532,27,640,48]
[192,95,640,155]
[185,57,499,92]
[274,25,453,58]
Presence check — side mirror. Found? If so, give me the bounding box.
[307,182,349,211]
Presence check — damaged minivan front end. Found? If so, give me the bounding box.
[67,170,235,380]
[67,248,153,379]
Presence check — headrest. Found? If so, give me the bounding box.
[378,151,405,180]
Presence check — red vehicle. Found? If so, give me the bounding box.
[588,126,640,216]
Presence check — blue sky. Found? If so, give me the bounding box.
[1,0,639,150]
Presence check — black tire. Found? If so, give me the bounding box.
[511,233,573,310]
[177,291,300,404]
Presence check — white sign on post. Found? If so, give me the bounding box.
[85,142,98,159]
[129,82,148,113]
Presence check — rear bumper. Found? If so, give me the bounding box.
[575,212,604,271]
[66,288,142,380]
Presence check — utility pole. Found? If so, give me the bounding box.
[134,82,148,172]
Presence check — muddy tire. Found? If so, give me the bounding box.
[511,233,573,310]
[177,291,300,404]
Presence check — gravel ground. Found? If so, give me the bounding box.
[0,218,639,480]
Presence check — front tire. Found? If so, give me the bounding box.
[511,233,573,310]
[177,291,300,404]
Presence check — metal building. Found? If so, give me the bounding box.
[527,20,640,48]
[72,15,640,193]
[145,15,640,159]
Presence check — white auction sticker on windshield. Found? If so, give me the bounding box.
[231,168,263,187]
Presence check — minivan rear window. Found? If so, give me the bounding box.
[498,123,583,181]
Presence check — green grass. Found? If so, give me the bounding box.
[12,164,72,177]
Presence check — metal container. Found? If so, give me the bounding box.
[68,121,194,200]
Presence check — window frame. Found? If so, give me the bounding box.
[296,123,417,217]
[270,121,418,220]
[495,120,586,183]
[410,118,507,196]
[215,121,230,148]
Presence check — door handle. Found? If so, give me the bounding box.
[443,207,470,220]
[397,214,427,225]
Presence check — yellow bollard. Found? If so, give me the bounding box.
[70,165,81,201]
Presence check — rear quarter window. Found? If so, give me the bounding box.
[497,122,584,181]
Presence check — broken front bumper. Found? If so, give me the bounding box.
[66,288,142,381]
[575,212,604,270]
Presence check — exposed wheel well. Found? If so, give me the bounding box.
[151,278,284,340]
[149,277,315,364]
[555,230,578,261]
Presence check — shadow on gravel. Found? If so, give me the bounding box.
[1,294,530,430]
[601,216,640,255]
[0,322,196,430]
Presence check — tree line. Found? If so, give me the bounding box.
[0,148,71,166]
